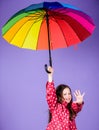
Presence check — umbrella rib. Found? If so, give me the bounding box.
[51,16,69,47]
[49,9,91,38]
[9,19,29,43]
[51,13,88,44]
[62,15,90,41]
[49,10,75,47]
[9,14,45,47]
[21,15,45,48]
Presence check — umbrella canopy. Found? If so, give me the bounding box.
[2,2,95,68]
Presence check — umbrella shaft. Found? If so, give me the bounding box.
[46,11,52,67]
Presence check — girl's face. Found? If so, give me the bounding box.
[62,88,72,103]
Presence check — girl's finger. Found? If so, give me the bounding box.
[82,92,85,97]
[75,90,80,96]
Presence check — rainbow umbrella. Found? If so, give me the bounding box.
[2,2,95,72]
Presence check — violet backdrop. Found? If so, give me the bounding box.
[0,0,99,130]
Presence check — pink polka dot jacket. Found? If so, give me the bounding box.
[46,81,84,130]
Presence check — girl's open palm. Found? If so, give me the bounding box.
[74,90,85,104]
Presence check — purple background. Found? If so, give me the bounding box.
[0,0,99,130]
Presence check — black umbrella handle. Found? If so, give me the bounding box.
[44,64,51,73]
[44,55,52,73]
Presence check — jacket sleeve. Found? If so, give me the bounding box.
[72,102,84,113]
[46,81,57,112]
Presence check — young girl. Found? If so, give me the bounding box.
[46,66,85,130]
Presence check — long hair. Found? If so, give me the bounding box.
[48,84,76,122]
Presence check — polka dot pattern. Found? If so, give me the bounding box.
[46,81,83,130]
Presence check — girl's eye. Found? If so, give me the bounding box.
[64,93,71,96]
